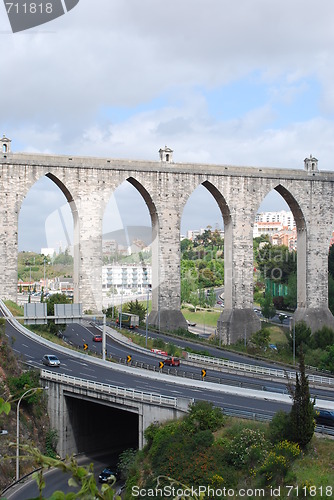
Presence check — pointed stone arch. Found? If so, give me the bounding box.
[45,173,79,303]
[126,176,160,313]
[201,180,232,308]
[274,183,307,308]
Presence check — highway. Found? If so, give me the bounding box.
[56,320,334,402]
[2,311,295,416]
[3,308,334,406]
[2,303,334,497]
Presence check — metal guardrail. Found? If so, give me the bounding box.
[220,407,334,435]
[221,407,272,422]
[187,353,334,386]
[315,425,334,436]
[41,369,179,407]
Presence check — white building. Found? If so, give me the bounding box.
[102,264,152,293]
[255,210,295,230]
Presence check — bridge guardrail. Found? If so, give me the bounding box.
[187,353,334,386]
[40,370,334,437]
[41,369,179,407]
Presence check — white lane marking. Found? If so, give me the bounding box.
[71,360,88,367]
[80,373,97,379]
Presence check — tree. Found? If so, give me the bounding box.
[260,292,276,320]
[289,347,315,448]
[206,288,216,307]
[286,321,311,355]
[44,293,71,336]
[250,328,270,350]
[256,243,297,284]
[329,274,334,315]
[198,288,206,308]
[285,272,297,310]
[181,276,196,304]
[123,299,146,322]
[319,345,334,373]
[185,400,225,432]
[310,325,334,350]
[45,293,71,317]
[189,291,199,312]
[329,244,334,280]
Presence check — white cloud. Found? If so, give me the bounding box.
[2,0,334,250]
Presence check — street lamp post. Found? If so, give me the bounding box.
[145,286,149,347]
[293,317,296,366]
[16,386,48,481]
[290,316,296,365]
[219,302,223,347]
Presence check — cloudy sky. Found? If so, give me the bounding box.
[1,0,334,252]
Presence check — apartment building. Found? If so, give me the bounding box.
[255,210,295,230]
[102,264,152,293]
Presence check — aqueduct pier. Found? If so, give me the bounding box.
[1,136,334,342]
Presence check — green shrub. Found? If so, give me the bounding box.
[309,326,334,349]
[274,440,301,461]
[7,370,41,402]
[257,451,290,484]
[44,429,58,458]
[117,448,137,480]
[143,422,161,451]
[152,338,165,349]
[192,429,214,448]
[227,427,268,468]
[184,400,225,433]
[268,410,292,444]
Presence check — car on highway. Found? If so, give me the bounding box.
[92,334,103,342]
[315,409,334,427]
[151,348,168,356]
[163,356,180,367]
[42,354,60,367]
[98,465,119,483]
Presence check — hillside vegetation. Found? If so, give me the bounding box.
[0,319,54,491]
[124,402,334,500]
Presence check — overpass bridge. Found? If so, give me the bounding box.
[41,369,191,455]
[2,136,334,341]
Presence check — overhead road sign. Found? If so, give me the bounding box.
[54,303,82,324]
[24,303,47,325]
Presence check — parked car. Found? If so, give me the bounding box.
[186,320,196,327]
[92,334,102,342]
[315,409,334,427]
[163,357,180,367]
[42,354,60,367]
[98,465,119,483]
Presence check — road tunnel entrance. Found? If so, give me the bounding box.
[64,394,139,455]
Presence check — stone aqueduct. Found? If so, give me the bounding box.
[1,136,334,343]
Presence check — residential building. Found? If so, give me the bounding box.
[102,264,152,293]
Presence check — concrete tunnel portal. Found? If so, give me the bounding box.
[64,394,139,455]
